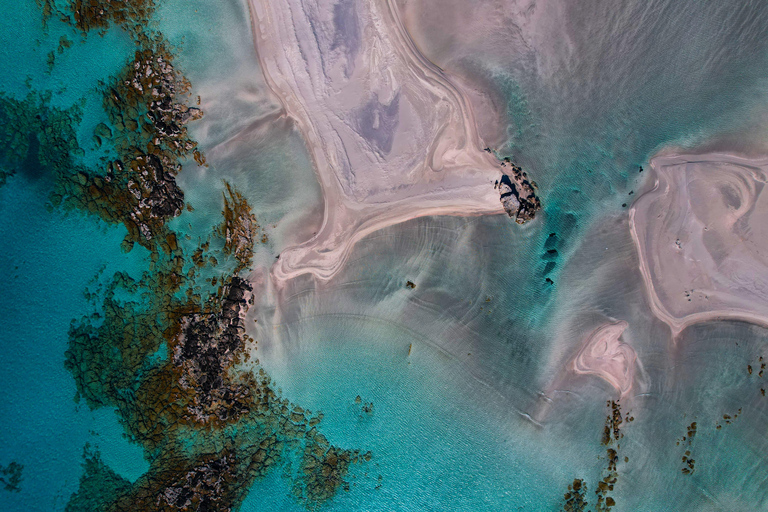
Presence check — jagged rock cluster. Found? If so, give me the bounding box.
[155,453,239,511]
[51,42,203,249]
[174,277,255,424]
[494,158,541,224]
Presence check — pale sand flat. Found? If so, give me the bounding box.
[247,0,506,283]
[571,320,637,397]
[630,153,768,337]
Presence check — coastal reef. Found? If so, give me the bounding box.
[52,41,202,250]
[12,0,370,509]
[65,247,369,510]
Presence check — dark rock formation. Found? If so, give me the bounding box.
[497,160,541,224]
[0,461,23,492]
[174,277,254,424]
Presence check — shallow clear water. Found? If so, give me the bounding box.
[1,0,768,510]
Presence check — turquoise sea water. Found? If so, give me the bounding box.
[1,0,768,510]
[0,174,149,512]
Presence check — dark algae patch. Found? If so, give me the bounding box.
[0,92,83,183]
[67,448,132,511]
[0,461,23,492]
[561,401,629,511]
[18,0,370,510]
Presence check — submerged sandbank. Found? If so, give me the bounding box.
[247,0,528,283]
[630,153,768,336]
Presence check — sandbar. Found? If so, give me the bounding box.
[571,320,637,397]
[630,153,768,336]
[247,0,521,282]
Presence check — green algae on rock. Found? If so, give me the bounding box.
[0,92,84,182]
[55,42,202,249]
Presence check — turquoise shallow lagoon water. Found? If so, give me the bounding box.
[2,0,768,510]
[0,175,149,511]
[0,4,153,510]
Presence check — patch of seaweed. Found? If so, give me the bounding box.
[0,461,23,493]
[0,92,83,182]
[53,41,202,250]
[70,0,156,35]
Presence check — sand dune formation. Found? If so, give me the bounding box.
[571,320,637,397]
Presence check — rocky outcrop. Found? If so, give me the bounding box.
[174,277,254,424]
[495,160,541,224]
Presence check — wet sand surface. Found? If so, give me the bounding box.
[247,0,512,283]
[630,154,768,337]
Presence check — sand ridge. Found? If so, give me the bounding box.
[630,153,768,337]
[247,0,510,283]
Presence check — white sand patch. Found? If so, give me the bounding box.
[571,320,637,397]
